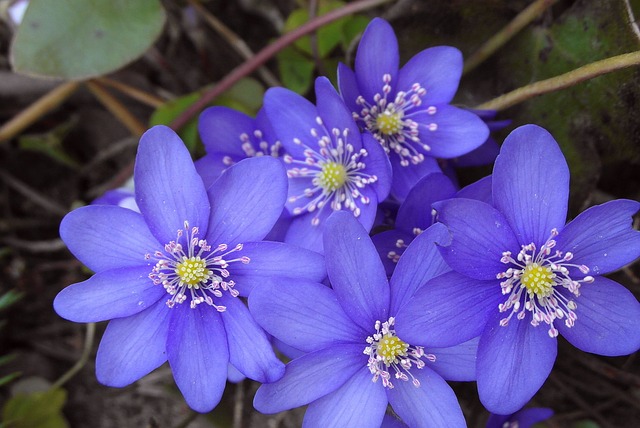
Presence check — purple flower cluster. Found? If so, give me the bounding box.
[54,16,640,428]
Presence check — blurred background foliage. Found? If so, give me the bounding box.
[0,0,639,427]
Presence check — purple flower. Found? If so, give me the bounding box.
[263,76,392,253]
[249,211,477,427]
[395,124,640,414]
[486,407,553,428]
[338,18,489,199]
[53,126,326,412]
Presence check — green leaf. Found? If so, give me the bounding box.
[0,290,23,311]
[276,46,316,95]
[18,120,79,169]
[11,0,166,80]
[0,372,21,388]
[149,78,265,153]
[2,388,68,428]
[571,420,600,428]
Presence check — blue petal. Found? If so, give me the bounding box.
[218,293,284,383]
[194,153,236,188]
[381,414,409,428]
[427,336,478,382]
[315,77,361,145]
[206,156,287,246]
[395,271,502,347]
[96,299,169,387]
[557,276,640,356]
[362,132,392,201]
[324,211,390,330]
[284,210,328,253]
[249,277,364,353]
[390,154,442,201]
[456,175,492,204]
[135,125,210,244]
[54,266,165,322]
[372,229,414,276]
[229,241,326,296]
[337,62,360,113]
[60,205,159,272]
[433,198,520,280]
[555,199,640,276]
[198,106,255,155]
[413,105,489,158]
[303,367,387,428]
[455,137,500,167]
[355,18,399,102]
[167,304,229,413]
[512,407,554,428]
[477,310,557,415]
[263,86,319,158]
[253,344,364,413]
[227,363,246,383]
[396,46,462,105]
[396,173,457,234]
[387,366,466,428]
[492,124,569,246]
[389,223,451,314]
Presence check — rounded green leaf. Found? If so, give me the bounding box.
[10,0,166,80]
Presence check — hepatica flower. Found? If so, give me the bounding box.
[486,407,553,428]
[263,76,391,252]
[338,18,489,199]
[395,125,640,414]
[250,211,478,427]
[53,126,325,412]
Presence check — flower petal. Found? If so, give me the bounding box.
[477,310,557,415]
[206,156,287,246]
[492,124,569,246]
[362,132,392,202]
[433,198,520,280]
[389,223,451,314]
[557,276,640,356]
[135,125,210,244]
[324,211,390,330]
[284,210,328,253]
[337,62,360,113]
[372,229,414,276]
[54,266,165,322]
[229,241,326,296]
[249,277,364,353]
[456,175,492,204]
[427,336,478,382]
[395,173,457,233]
[60,205,159,272]
[390,154,442,201]
[263,86,319,157]
[194,153,237,188]
[395,271,502,347]
[198,106,255,155]
[167,304,229,413]
[455,137,500,167]
[303,367,387,428]
[387,366,466,428]
[253,344,364,413]
[414,105,489,158]
[355,18,399,102]
[96,299,170,387]
[555,199,640,276]
[218,293,284,383]
[397,46,462,105]
[315,77,361,144]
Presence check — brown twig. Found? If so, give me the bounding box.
[0,169,68,216]
[463,0,559,74]
[85,80,147,136]
[95,77,166,108]
[0,81,80,143]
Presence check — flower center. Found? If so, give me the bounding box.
[497,228,594,338]
[364,317,435,389]
[146,221,249,310]
[355,73,436,167]
[175,257,212,287]
[376,111,403,136]
[318,161,347,192]
[284,121,378,226]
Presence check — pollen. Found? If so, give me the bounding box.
[376,111,403,136]
[377,334,409,365]
[175,257,211,287]
[521,263,554,298]
[318,161,347,192]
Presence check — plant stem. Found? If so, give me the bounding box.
[96,77,166,108]
[0,81,80,143]
[51,322,96,390]
[86,80,147,136]
[170,0,394,130]
[463,0,559,74]
[475,50,640,111]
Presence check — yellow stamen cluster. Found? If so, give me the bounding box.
[376,111,403,135]
[175,257,211,287]
[318,162,347,192]
[521,263,554,298]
